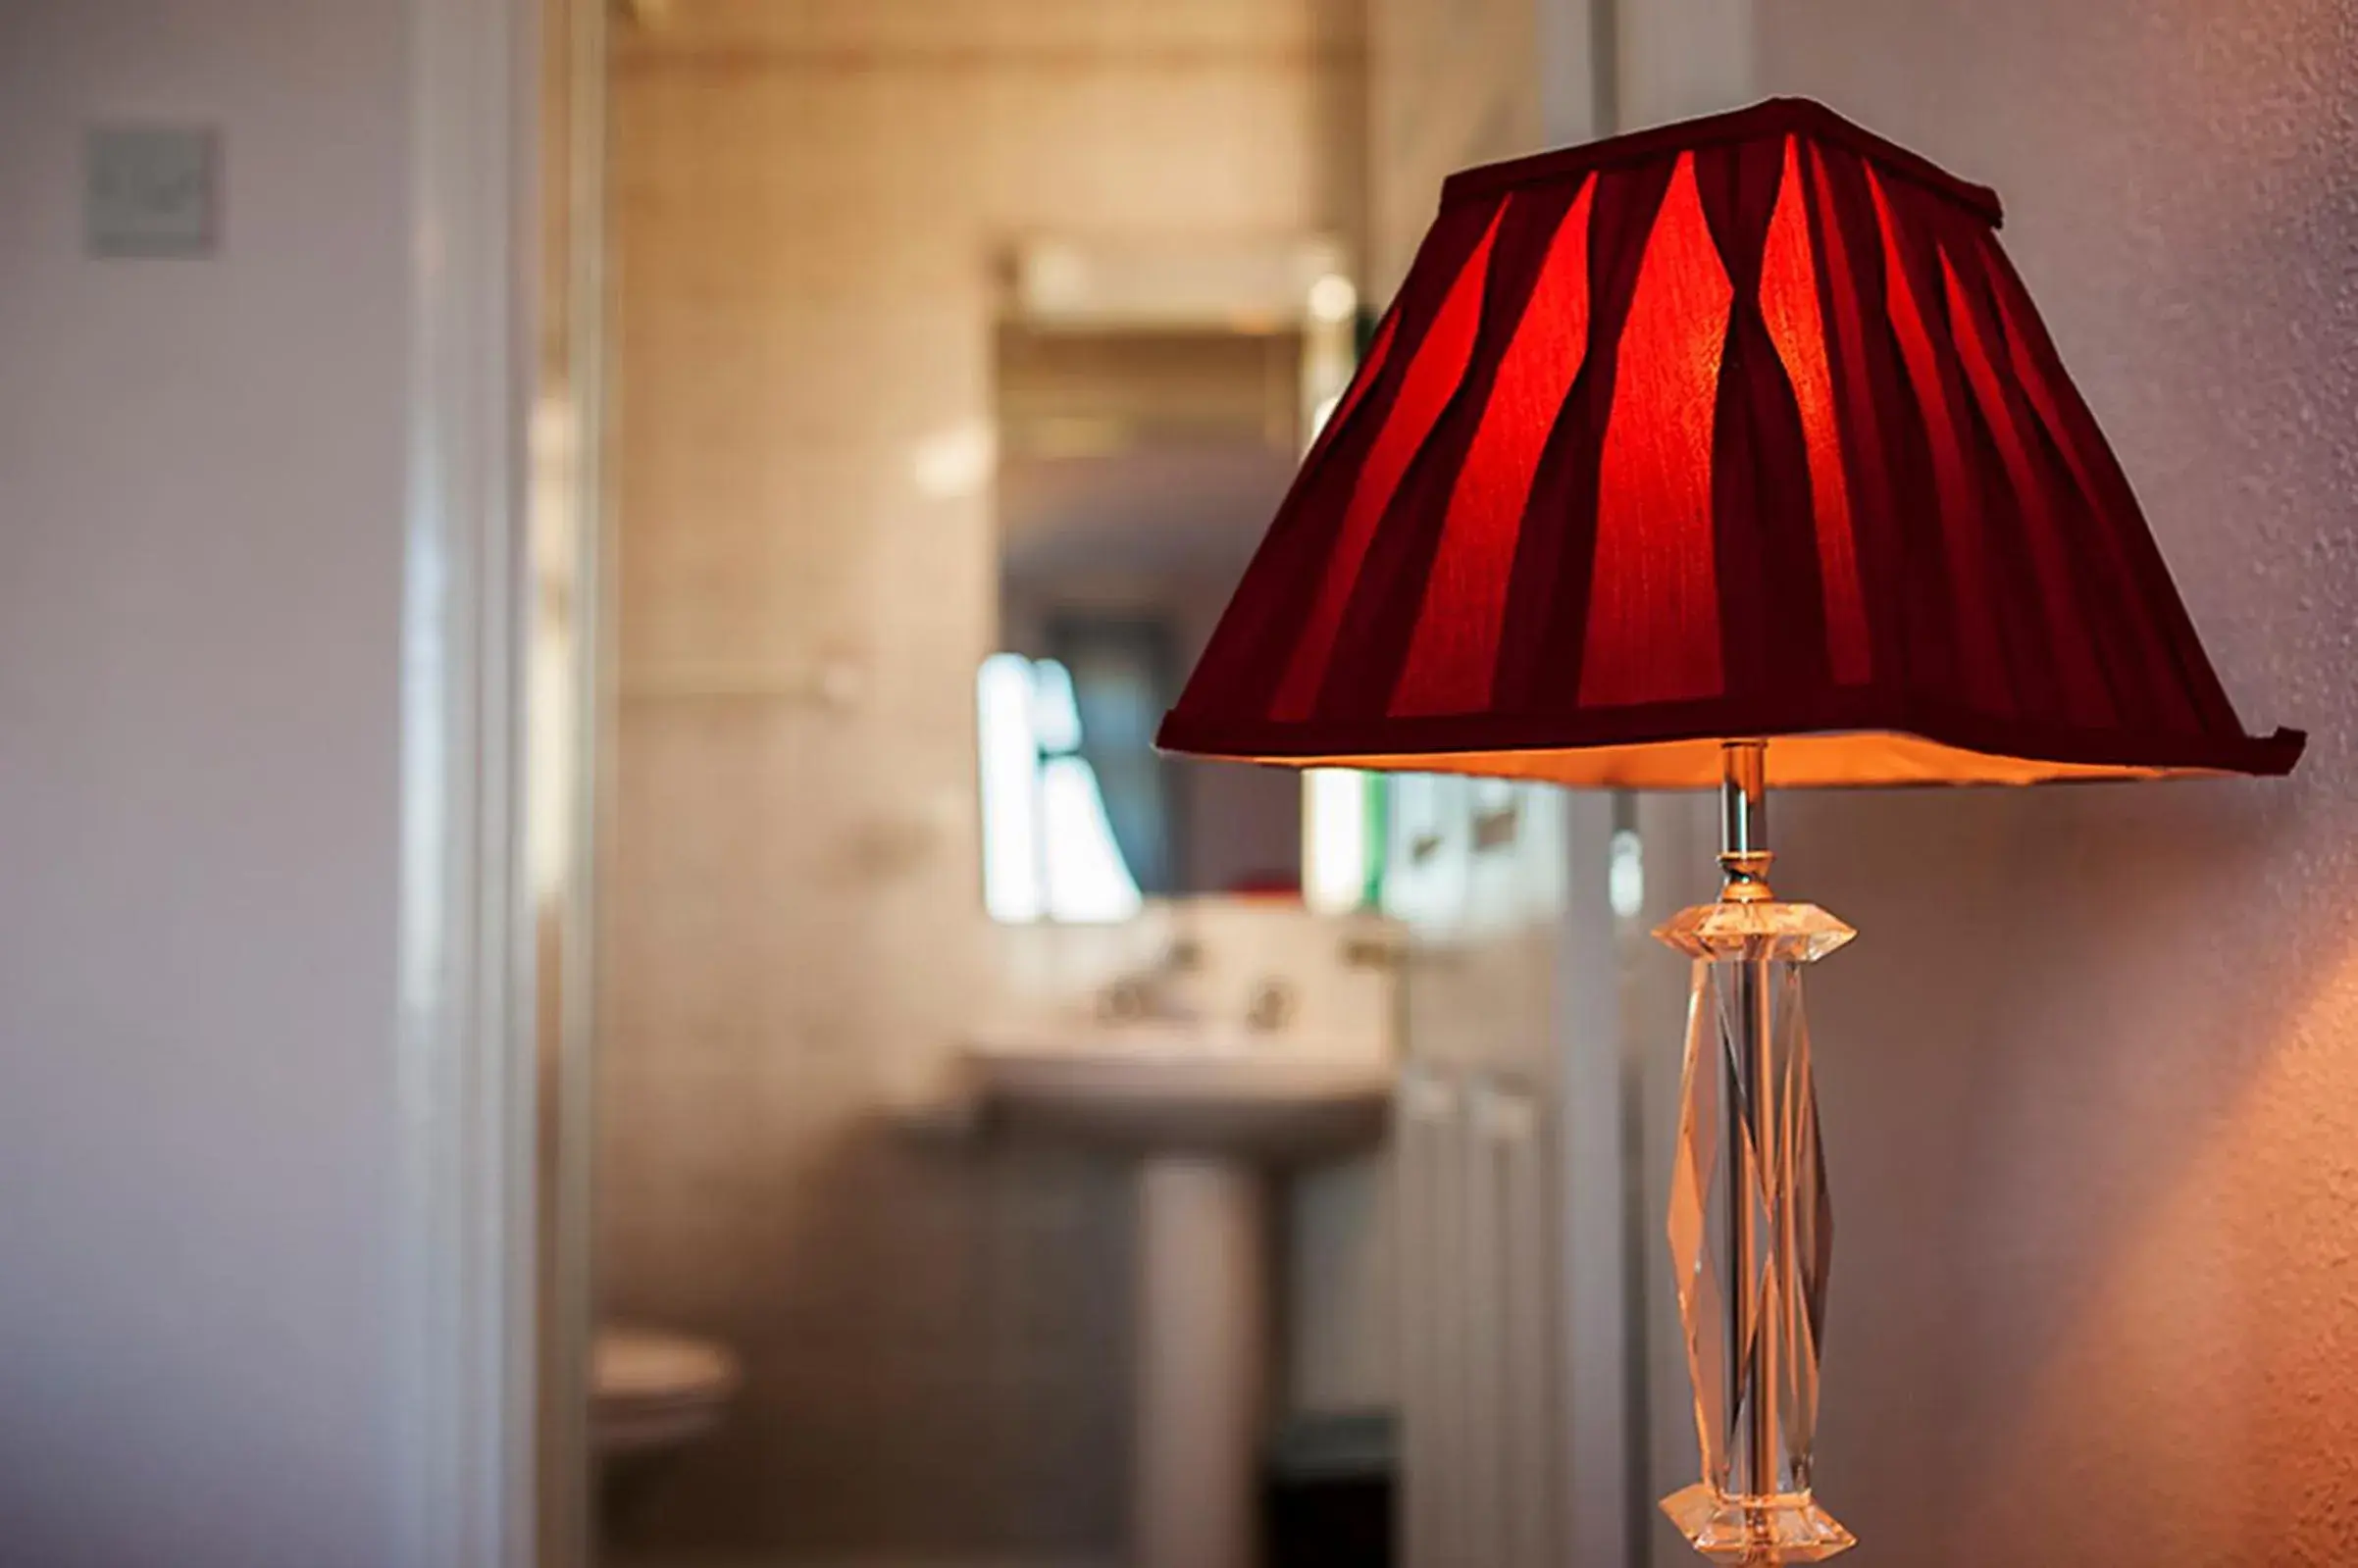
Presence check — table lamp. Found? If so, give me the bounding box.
[1155,99,2302,1564]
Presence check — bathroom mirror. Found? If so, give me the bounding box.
[983,242,1366,921]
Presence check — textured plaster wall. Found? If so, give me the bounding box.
[1744,4,2358,1560]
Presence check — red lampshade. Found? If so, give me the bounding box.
[1158,99,2302,788]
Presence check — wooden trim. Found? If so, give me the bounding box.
[535,0,611,1563]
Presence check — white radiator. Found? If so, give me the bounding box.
[1397,1067,1560,1568]
[1389,783,1697,1568]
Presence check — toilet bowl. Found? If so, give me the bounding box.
[592,1326,743,1461]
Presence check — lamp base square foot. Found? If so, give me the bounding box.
[1660,1483,1857,1564]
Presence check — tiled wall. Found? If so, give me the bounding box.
[1364,0,1546,295]
[597,2,1365,1559]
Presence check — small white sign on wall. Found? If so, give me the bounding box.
[86,125,220,257]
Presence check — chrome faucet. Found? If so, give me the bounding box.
[1096,936,1204,1025]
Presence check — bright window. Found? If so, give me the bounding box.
[978,653,1145,923]
[1303,768,1376,913]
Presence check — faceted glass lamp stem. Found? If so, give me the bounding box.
[1658,742,1857,1564]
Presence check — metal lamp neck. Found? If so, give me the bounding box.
[1718,739,1773,902]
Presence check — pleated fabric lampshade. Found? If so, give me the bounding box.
[1156,98,2302,788]
[1157,98,2302,1566]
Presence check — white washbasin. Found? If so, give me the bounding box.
[963,1022,1392,1160]
[958,1019,1394,1568]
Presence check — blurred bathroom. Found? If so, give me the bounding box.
[3,0,2349,1560]
[579,4,1735,1568]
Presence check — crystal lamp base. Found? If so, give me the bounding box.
[1661,1483,1857,1565]
[1657,896,1856,1565]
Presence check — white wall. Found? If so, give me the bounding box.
[1744,4,2358,1561]
[0,3,412,1564]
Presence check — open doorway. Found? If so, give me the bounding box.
[574,6,1380,1566]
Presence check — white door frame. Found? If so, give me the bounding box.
[395,0,552,1562]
